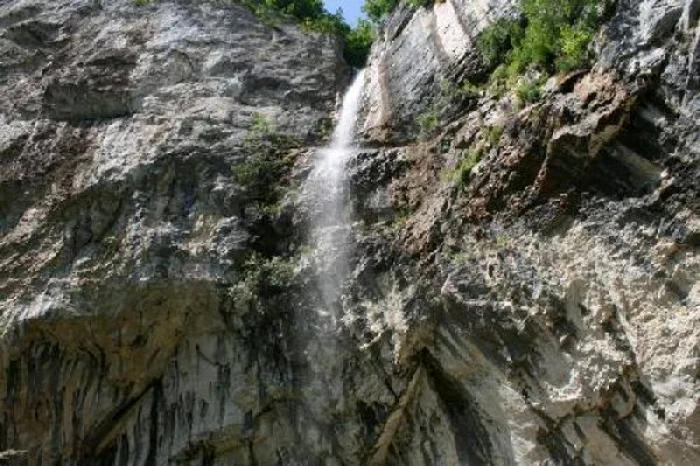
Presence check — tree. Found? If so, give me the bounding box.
[240,0,373,67]
[362,0,399,23]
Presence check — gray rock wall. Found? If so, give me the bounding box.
[361,0,519,142]
[2,0,700,465]
[0,0,353,464]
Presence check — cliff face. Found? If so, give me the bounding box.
[354,0,700,464]
[1,0,700,465]
[0,1,348,464]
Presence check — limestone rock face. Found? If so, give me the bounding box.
[351,0,700,464]
[0,0,348,464]
[362,0,520,142]
[2,0,700,465]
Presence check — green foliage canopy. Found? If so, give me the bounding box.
[477,0,606,76]
[361,0,433,23]
[239,0,374,67]
[343,20,375,68]
[362,0,400,22]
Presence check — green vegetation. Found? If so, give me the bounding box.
[242,253,297,294]
[515,77,543,104]
[250,112,273,134]
[439,78,481,103]
[477,0,606,77]
[459,80,483,99]
[132,0,151,5]
[234,113,297,209]
[389,209,411,229]
[362,0,400,22]
[417,107,439,139]
[451,147,483,185]
[362,0,433,22]
[486,124,503,147]
[229,252,300,314]
[496,234,511,248]
[343,20,375,68]
[478,18,524,69]
[238,0,374,67]
[448,250,472,267]
[101,236,120,257]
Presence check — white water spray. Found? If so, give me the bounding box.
[307,70,365,310]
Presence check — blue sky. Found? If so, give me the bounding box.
[324,0,365,25]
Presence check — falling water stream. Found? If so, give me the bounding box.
[307,70,365,313]
[298,70,366,428]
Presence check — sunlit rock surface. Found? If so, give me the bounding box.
[2,0,700,465]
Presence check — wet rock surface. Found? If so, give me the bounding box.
[1,0,700,465]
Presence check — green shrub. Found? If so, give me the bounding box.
[244,254,297,293]
[407,0,434,9]
[132,0,151,5]
[343,20,375,68]
[460,80,483,98]
[557,24,594,71]
[101,236,120,257]
[240,0,374,67]
[417,107,439,139]
[231,252,299,311]
[439,78,481,104]
[415,78,482,141]
[250,112,273,134]
[234,114,297,208]
[477,18,525,68]
[390,209,411,229]
[486,124,504,147]
[362,0,433,23]
[515,78,542,104]
[452,147,484,185]
[477,0,606,77]
[362,0,400,22]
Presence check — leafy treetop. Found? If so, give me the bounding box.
[238,0,374,67]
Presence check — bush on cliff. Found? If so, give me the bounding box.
[343,20,375,68]
[235,113,297,208]
[362,0,433,23]
[477,0,606,76]
[238,0,374,67]
[362,0,400,22]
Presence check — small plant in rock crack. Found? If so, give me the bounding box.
[101,236,120,257]
[439,136,453,154]
[485,124,504,148]
[249,112,274,136]
[515,78,544,106]
[460,80,483,99]
[389,209,412,230]
[417,106,440,140]
[439,79,480,105]
[132,0,151,6]
[448,250,473,267]
[450,147,484,186]
[416,79,483,141]
[231,252,300,310]
[496,234,511,248]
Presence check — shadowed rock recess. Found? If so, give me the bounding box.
[1,0,700,464]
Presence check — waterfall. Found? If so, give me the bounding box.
[307,70,365,312]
